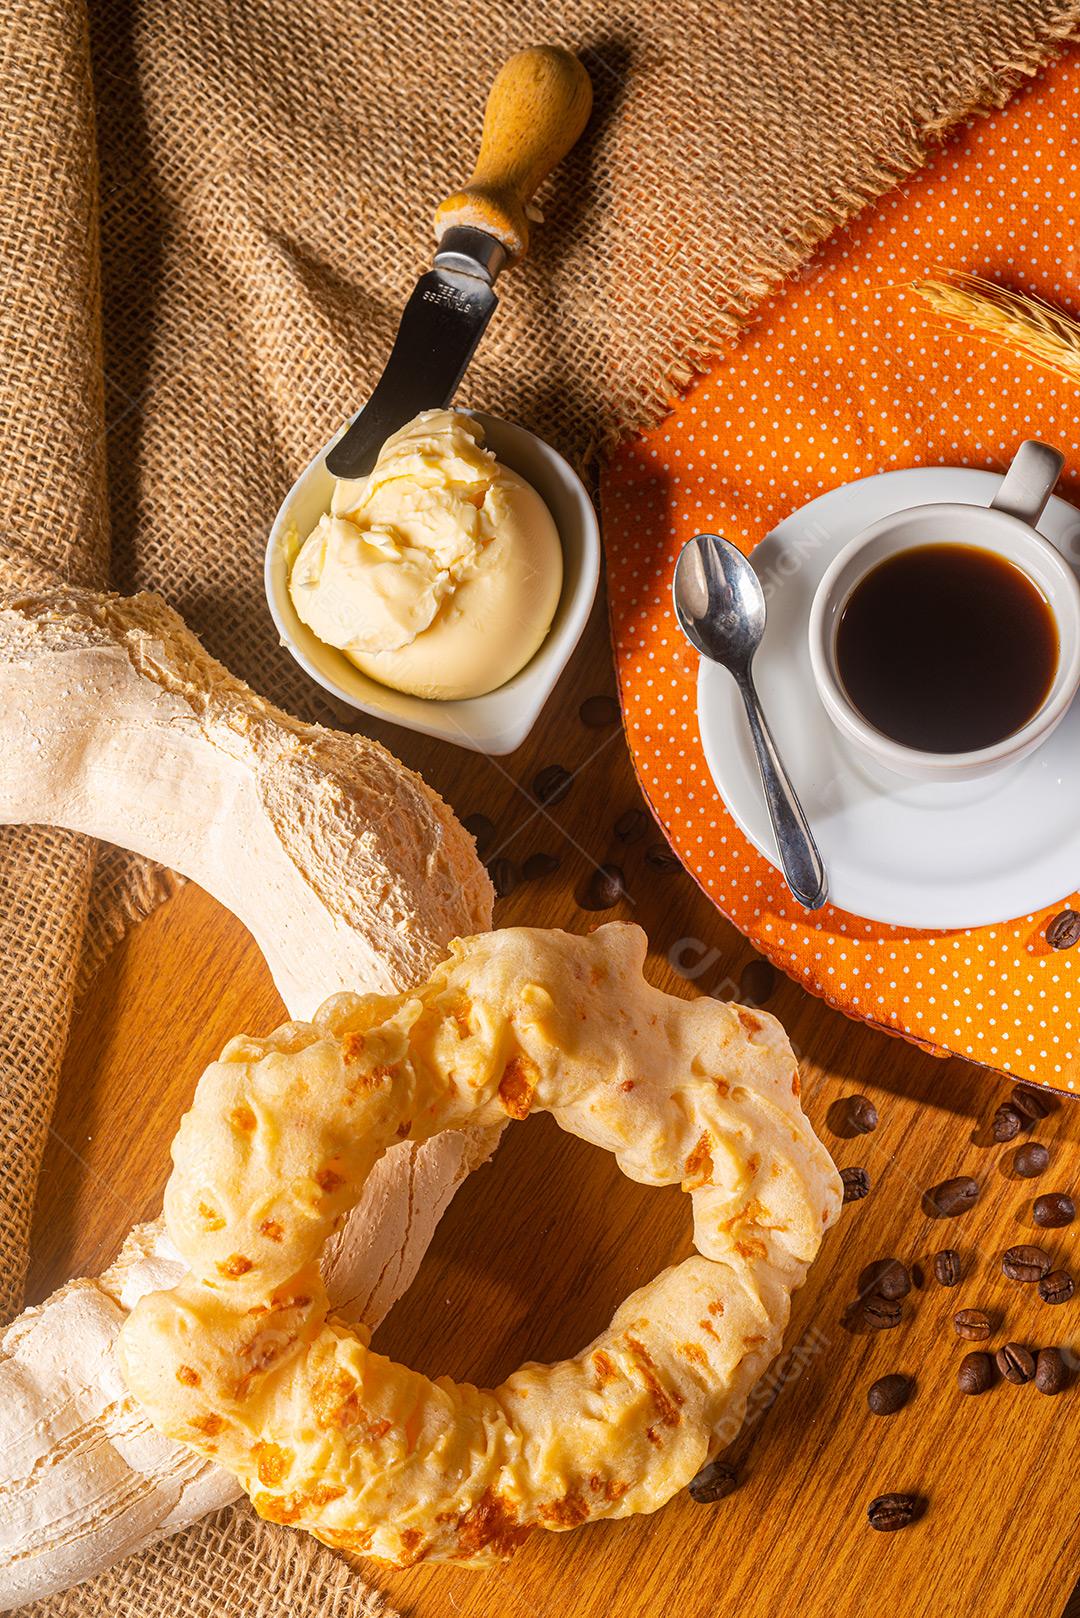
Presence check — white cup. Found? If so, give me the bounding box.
[808,441,1080,782]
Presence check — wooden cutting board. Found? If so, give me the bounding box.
[27,591,1080,1618]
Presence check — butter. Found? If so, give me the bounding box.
[289,410,563,700]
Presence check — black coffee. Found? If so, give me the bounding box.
[835,543,1058,753]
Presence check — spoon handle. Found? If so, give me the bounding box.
[735,668,828,911]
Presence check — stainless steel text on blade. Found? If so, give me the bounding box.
[325,262,498,480]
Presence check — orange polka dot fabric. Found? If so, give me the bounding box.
[601,50,1080,1092]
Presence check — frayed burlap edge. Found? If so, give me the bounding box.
[8,7,1080,1615]
[72,6,1080,984]
[612,1,1080,445]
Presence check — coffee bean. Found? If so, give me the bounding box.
[614,808,649,843]
[644,841,682,873]
[996,1343,1036,1384]
[867,1373,912,1415]
[847,1094,879,1135]
[738,958,777,1007]
[1014,1142,1050,1179]
[521,851,561,881]
[863,1294,902,1331]
[841,1166,870,1203]
[1011,1085,1058,1123]
[1002,1244,1052,1283]
[533,764,573,806]
[924,1176,979,1217]
[1034,1192,1075,1229]
[992,1103,1023,1143]
[867,1493,920,1532]
[933,1249,962,1287]
[860,1258,910,1301]
[1046,908,1080,950]
[954,1309,992,1342]
[1038,1269,1074,1306]
[687,1459,738,1503]
[463,813,496,858]
[957,1352,994,1395]
[579,694,619,729]
[487,857,519,899]
[1035,1347,1067,1395]
[581,863,625,911]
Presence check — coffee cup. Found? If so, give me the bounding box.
[807,441,1080,782]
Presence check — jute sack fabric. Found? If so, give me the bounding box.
[4,0,1080,1612]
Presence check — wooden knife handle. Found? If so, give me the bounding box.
[434,46,592,263]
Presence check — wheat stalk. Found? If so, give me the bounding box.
[909,270,1080,386]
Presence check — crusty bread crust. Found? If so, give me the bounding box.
[0,588,497,1609]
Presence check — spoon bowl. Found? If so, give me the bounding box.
[673,533,766,671]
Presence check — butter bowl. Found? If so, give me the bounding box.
[264,411,600,754]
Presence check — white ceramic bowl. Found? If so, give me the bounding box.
[265,411,600,754]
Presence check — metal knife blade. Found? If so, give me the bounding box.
[324,234,501,481]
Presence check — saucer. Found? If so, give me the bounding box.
[697,467,1080,929]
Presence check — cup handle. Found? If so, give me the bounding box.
[990,440,1065,528]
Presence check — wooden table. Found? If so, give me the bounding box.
[27,589,1080,1618]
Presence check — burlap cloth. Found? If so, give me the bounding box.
[4,0,1080,1612]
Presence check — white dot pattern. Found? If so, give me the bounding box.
[601,53,1080,1092]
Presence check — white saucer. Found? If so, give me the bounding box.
[697,468,1080,930]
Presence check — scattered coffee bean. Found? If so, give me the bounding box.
[992,1103,1024,1143]
[841,1166,870,1203]
[521,851,561,881]
[614,808,649,842]
[1014,1142,1050,1179]
[1035,1347,1067,1395]
[860,1258,910,1301]
[738,958,777,1007]
[847,1094,879,1135]
[487,857,519,899]
[953,1309,992,1342]
[1038,1269,1074,1306]
[581,863,625,911]
[957,1352,995,1395]
[463,813,496,857]
[533,764,573,806]
[687,1459,738,1503]
[863,1294,902,1331]
[1002,1244,1052,1283]
[924,1176,979,1217]
[1034,1192,1075,1228]
[996,1343,1036,1384]
[934,1249,962,1287]
[867,1493,920,1532]
[644,841,682,873]
[867,1373,912,1415]
[1011,1085,1058,1123]
[1046,908,1080,950]
[579,693,619,729]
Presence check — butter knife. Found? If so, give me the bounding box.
[325,46,592,481]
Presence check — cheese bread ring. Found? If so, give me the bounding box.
[119,923,840,1566]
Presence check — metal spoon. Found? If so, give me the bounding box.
[673,533,828,911]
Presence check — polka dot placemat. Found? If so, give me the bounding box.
[600,48,1080,1091]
